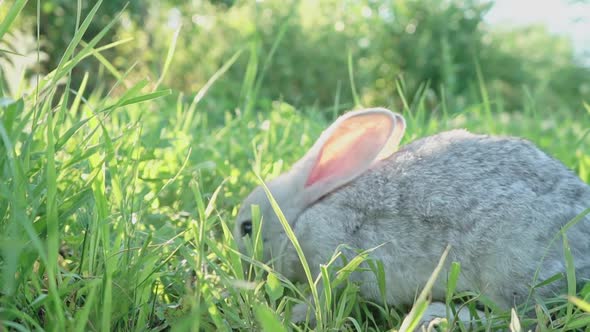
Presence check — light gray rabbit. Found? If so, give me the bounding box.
[234,108,590,327]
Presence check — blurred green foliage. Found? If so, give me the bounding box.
[7,0,590,113]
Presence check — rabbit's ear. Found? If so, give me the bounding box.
[376,113,406,161]
[296,108,405,204]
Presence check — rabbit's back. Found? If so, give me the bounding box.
[295,129,590,308]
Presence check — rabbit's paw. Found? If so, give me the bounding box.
[417,302,450,331]
[418,302,485,331]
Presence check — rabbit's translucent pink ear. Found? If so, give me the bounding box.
[376,113,406,161]
[301,108,405,203]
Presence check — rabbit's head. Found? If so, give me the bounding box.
[234,108,406,274]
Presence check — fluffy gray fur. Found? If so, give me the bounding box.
[235,110,590,319]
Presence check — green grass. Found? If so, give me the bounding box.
[1,2,590,332]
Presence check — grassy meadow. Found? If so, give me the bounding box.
[1,0,590,331]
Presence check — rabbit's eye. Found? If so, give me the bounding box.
[241,220,252,237]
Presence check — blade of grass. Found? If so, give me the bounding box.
[254,304,288,332]
[80,38,134,84]
[241,39,258,115]
[568,296,590,313]
[44,94,66,330]
[0,122,47,294]
[184,49,243,133]
[527,208,590,310]
[258,176,323,329]
[395,77,412,118]
[154,25,182,90]
[73,280,101,332]
[250,4,293,110]
[0,0,28,41]
[399,245,451,332]
[562,232,576,323]
[320,265,333,324]
[50,0,104,83]
[474,56,494,132]
[116,89,172,108]
[348,51,361,108]
[53,4,127,85]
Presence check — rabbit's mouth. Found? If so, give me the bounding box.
[266,234,306,281]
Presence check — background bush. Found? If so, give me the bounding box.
[7,0,590,114]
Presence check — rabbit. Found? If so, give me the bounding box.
[234,107,590,328]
